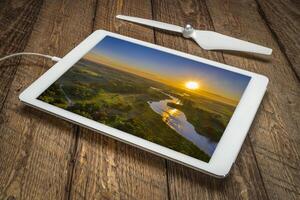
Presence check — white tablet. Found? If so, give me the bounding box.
[19,30,268,178]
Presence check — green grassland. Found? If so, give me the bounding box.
[167,94,235,142]
[38,59,235,162]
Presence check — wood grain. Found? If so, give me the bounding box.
[152,0,268,199]
[0,0,299,199]
[68,1,169,199]
[0,0,95,199]
[206,0,300,199]
[256,0,300,78]
[0,0,42,111]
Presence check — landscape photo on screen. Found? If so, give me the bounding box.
[38,36,251,162]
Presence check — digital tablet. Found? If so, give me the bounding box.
[19,30,268,178]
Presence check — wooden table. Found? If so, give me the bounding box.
[0,0,299,199]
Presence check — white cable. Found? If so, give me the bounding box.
[0,52,62,62]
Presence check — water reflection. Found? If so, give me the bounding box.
[148,90,217,156]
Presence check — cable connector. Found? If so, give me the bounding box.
[51,56,62,62]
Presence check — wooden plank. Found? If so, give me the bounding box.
[152,0,269,199]
[0,0,42,110]
[68,1,169,199]
[256,0,300,78]
[0,0,96,199]
[206,0,300,199]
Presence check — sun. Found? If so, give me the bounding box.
[185,81,199,90]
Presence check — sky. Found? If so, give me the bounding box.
[84,36,251,101]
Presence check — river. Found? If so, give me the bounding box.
[147,88,217,156]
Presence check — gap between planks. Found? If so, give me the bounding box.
[65,0,100,199]
[254,0,300,81]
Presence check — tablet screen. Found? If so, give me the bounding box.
[38,36,251,162]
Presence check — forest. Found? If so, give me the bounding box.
[39,59,236,162]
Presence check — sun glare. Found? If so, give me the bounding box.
[185,81,199,90]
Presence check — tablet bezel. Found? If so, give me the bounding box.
[19,30,268,178]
